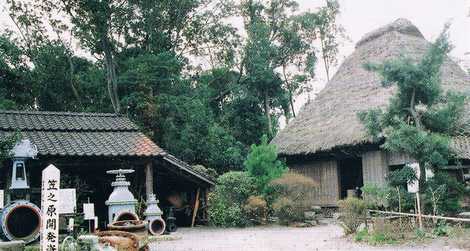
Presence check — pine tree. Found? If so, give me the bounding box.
[359,27,467,193]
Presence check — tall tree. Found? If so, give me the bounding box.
[314,0,345,82]
[0,34,34,109]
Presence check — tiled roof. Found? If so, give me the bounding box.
[0,110,138,131]
[0,110,164,157]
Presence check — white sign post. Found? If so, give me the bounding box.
[40,164,60,251]
[406,162,427,230]
[83,203,96,233]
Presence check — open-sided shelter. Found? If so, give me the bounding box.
[0,110,214,228]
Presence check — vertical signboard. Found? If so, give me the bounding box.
[40,164,60,251]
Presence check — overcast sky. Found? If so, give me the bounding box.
[1,0,469,116]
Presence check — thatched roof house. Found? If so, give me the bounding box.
[271,19,470,206]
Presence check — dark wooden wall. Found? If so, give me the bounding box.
[362,151,388,186]
[290,160,339,206]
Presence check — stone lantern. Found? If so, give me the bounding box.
[144,194,166,235]
[9,140,37,191]
[105,169,138,223]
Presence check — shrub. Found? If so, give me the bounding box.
[207,171,257,227]
[425,172,465,215]
[269,172,318,224]
[243,195,268,224]
[244,135,287,191]
[270,172,318,200]
[214,171,257,204]
[432,221,452,236]
[208,194,247,227]
[337,197,367,234]
[272,197,303,225]
[354,229,369,242]
[361,183,392,209]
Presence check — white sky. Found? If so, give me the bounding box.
[292,0,470,113]
[1,0,469,117]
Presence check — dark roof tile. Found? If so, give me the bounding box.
[0,110,138,131]
[0,130,164,157]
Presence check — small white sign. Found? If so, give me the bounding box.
[83,203,95,220]
[0,190,4,209]
[40,164,60,251]
[407,163,434,193]
[58,189,76,214]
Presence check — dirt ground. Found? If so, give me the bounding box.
[150,222,466,251]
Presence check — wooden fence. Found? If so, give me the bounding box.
[369,209,470,223]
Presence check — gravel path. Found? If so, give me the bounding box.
[150,222,464,251]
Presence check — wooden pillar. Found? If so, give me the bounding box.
[145,161,154,197]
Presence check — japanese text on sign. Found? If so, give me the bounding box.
[40,164,60,251]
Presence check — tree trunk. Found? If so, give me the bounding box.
[102,37,121,113]
[321,39,330,82]
[418,162,426,194]
[282,65,296,119]
[264,91,273,136]
[67,53,83,110]
[289,93,296,118]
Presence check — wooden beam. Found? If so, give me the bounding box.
[145,161,154,197]
[191,188,201,227]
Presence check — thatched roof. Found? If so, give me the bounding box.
[272,18,470,156]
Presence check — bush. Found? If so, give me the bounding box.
[269,172,318,224]
[207,195,247,227]
[243,195,268,224]
[213,171,257,204]
[337,197,367,234]
[272,197,303,225]
[361,183,391,209]
[207,171,257,227]
[270,172,318,200]
[244,135,287,191]
[425,172,465,215]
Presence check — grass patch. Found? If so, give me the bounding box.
[353,229,398,245]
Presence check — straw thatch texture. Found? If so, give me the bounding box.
[272,18,470,156]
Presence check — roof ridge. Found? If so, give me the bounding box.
[356,18,424,48]
[0,110,122,117]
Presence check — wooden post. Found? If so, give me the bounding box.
[416,193,423,230]
[191,188,201,227]
[145,161,154,197]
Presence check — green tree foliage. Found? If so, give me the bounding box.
[358,28,467,191]
[244,135,287,191]
[0,34,33,109]
[308,0,346,81]
[1,0,345,172]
